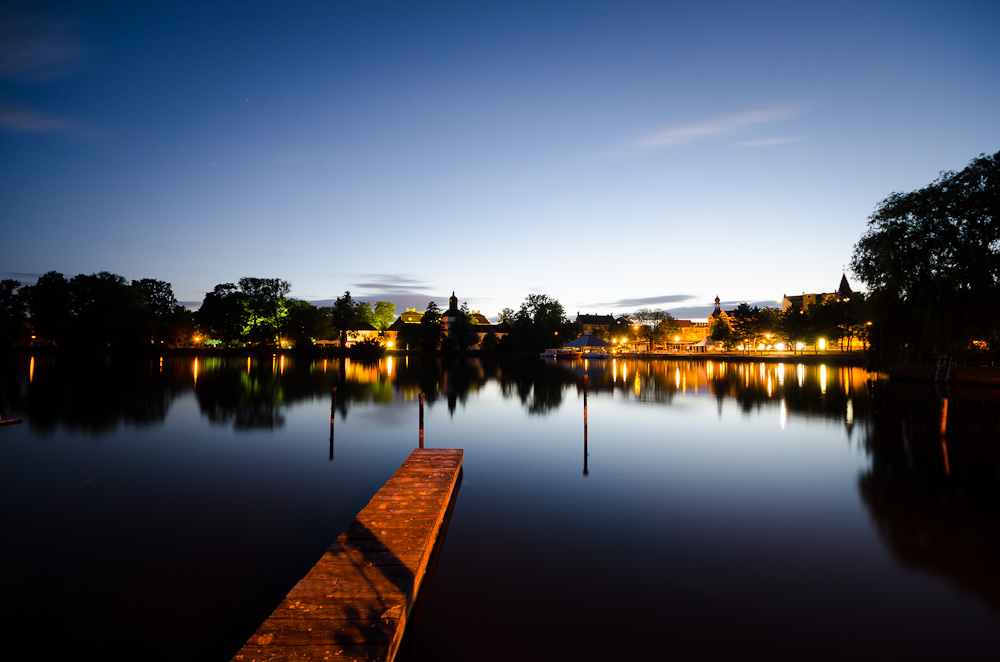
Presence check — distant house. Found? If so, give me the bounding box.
[343,321,380,346]
[575,313,615,334]
[782,274,854,312]
[387,292,508,349]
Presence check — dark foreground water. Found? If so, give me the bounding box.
[2,354,999,660]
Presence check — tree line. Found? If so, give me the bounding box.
[0,271,871,354]
[0,274,584,354]
[0,275,399,350]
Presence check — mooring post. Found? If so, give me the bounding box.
[583,375,589,476]
[419,392,425,449]
[940,397,950,476]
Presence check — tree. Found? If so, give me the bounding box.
[778,305,810,354]
[0,279,28,346]
[132,278,189,345]
[508,293,567,352]
[331,291,361,347]
[284,299,328,347]
[633,308,666,349]
[850,151,1000,363]
[372,301,396,331]
[196,283,248,346]
[23,271,71,345]
[609,314,637,344]
[729,303,759,352]
[238,277,291,345]
[709,316,737,350]
[448,302,479,352]
[68,272,147,348]
[420,301,444,351]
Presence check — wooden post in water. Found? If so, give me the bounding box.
[329,387,337,461]
[419,392,425,449]
[583,375,589,476]
[940,397,950,476]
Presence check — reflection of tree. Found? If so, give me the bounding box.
[494,358,574,415]
[858,382,1000,613]
[4,354,879,436]
[1,354,181,434]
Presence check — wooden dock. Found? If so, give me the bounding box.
[232,448,463,662]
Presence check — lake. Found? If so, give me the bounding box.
[2,353,999,660]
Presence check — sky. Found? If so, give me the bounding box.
[3,0,999,321]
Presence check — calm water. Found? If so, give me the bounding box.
[2,354,999,660]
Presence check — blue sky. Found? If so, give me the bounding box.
[3,0,998,320]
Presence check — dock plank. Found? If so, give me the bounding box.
[232,448,462,662]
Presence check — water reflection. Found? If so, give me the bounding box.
[3,354,879,434]
[3,354,1000,658]
[857,382,1000,613]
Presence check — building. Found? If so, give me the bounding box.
[387,292,508,349]
[575,313,616,334]
[782,274,854,312]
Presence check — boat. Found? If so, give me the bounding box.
[540,348,583,359]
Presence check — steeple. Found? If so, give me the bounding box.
[837,274,853,300]
[449,291,459,312]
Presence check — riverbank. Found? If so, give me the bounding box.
[3,345,869,366]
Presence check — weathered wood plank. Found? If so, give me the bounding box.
[232,448,462,662]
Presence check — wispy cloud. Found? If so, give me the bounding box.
[0,104,82,133]
[590,294,695,309]
[733,137,799,147]
[633,103,803,148]
[0,12,90,80]
[351,274,435,294]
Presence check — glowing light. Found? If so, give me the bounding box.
[796,342,804,351]
[193,358,199,386]
[387,356,394,378]
[675,368,681,388]
[777,363,785,385]
[767,374,772,397]
[775,342,785,351]
[758,343,765,351]
[247,357,251,374]
[820,364,827,394]
[818,338,827,350]
[29,356,35,383]
[674,336,680,342]
[387,341,394,348]
[797,363,804,387]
